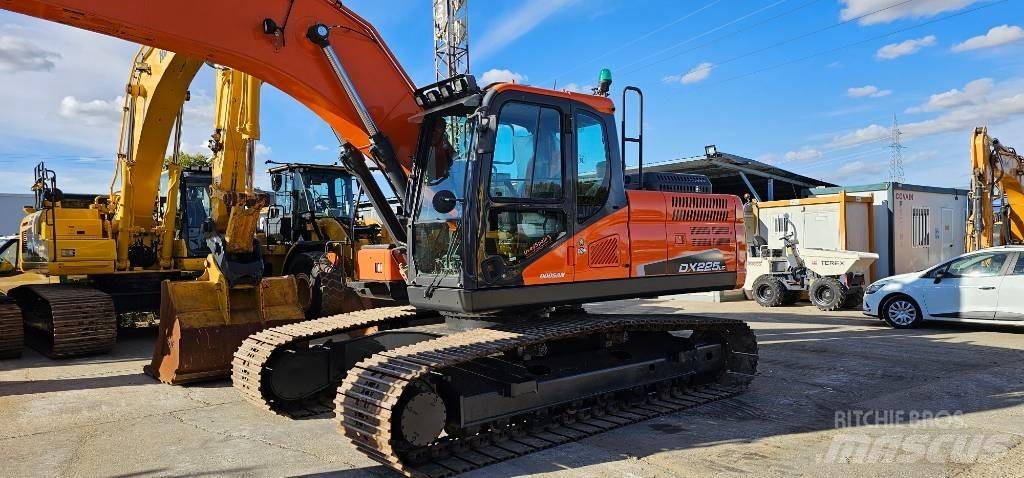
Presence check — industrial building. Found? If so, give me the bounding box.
[0,193,32,236]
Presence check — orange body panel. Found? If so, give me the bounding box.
[356,247,404,282]
[491,83,615,115]
[3,0,421,173]
[523,192,743,287]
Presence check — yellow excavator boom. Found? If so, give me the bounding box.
[149,68,305,385]
[113,47,204,271]
[967,127,1024,251]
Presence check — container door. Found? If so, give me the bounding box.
[941,208,955,262]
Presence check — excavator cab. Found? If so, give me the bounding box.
[265,163,361,244]
[398,75,742,315]
[175,167,214,258]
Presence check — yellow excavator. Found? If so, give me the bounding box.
[966,127,1024,251]
[0,47,308,369]
[151,66,385,384]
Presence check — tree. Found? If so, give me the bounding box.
[164,151,211,168]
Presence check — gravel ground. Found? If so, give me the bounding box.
[2,298,1023,477]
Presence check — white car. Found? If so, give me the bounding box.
[863,245,1024,328]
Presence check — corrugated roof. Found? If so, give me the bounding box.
[628,151,834,200]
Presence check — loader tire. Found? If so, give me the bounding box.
[752,275,786,308]
[842,287,864,309]
[319,262,372,316]
[810,277,846,311]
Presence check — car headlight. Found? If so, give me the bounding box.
[865,281,890,294]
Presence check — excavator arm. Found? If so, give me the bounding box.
[968,127,1024,251]
[110,46,204,270]
[3,0,420,243]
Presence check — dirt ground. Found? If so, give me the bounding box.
[2,298,1023,477]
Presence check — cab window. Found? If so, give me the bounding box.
[575,111,610,222]
[490,102,563,200]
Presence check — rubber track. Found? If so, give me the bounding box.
[336,314,758,477]
[231,306,422,418]
[19,285,116,358]
[0,297,23,358]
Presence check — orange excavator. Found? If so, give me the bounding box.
[4,2,759,475]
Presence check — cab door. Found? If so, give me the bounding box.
[571,106,629,282]
[477,95,575,287]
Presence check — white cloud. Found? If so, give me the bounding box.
[827,160,883,180]
[784,148,823,162]
[834,78,1024,148]
[952,25,1024,52]
[254,143,271,160]
[847,85,892,98]
[0,32,61,72]
[916,77,993,112]
[313,144,331,151]
[839,0,980,25]
[755,153,779,165]
[664,62,714,85]
[876,35,936,60]
[830,124,891,148]
[475,0,579,60]
[561,82,594,94]
[58,95,123,127]
[480,68,527,86]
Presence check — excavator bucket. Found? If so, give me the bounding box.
[146,275,307,384]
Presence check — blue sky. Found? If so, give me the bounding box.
[0,0,1022,194]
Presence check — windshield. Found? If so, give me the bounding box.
[181,177,212,256]
[412,112,474,277]
[299,170,354,220]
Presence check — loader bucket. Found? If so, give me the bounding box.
[145,275,306,384]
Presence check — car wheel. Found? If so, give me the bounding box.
[752,275,786,307]
[881,295,922,329]
[809,276,847,311]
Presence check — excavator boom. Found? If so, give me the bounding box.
[4,0,420,214]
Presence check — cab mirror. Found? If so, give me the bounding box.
[432,190,457,214]
[271,174,284,192]
[933,270,945,284]
[0,258,15,275]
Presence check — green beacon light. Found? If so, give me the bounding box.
[596,68,613,96]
